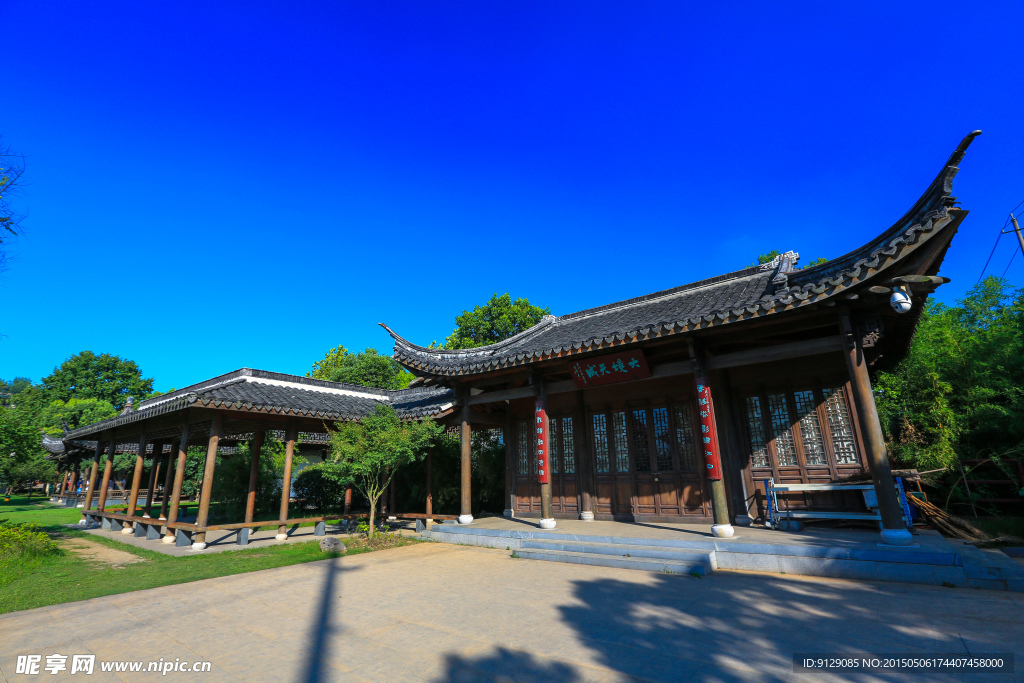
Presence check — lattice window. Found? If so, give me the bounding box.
[652,407,673,471]
[674,402,699,471]
[592,413,610,473]
[631,409,651,472]
[744,397,769,468]
[549,417,560,475]
[794,390,826,466]
[767,393,797,466]
[612,411,630,473]
[824,387,858,464]
[517,420,531,475]
[560,416,575,474]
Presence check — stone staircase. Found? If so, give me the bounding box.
[516,538,716,576]
[421,523,1024,590]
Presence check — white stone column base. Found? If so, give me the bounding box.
[458,514,474,525]
[121,526,134,535]
[539,518,556,529]
[711,523,735,538]
[503,509,514,518]
[76,504,85,508]
[77,519,87,525]
[579,511,595,521]
[159,516,167,521]
[734,514,752,527]
[191,542,207,551]
[275,533,288,541]
[880,528,914,546]
[161,535,175,544]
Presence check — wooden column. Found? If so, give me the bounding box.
[163,422,190,543]
[194,415,222,548]
[841,315,913,545]
[67,466,79,496]
[159,441,176,520]
[576,389,595,520]
[503,412,514,517]
[536,377,555,528]
[97,435,115,511]
[58,471,69,496]
[125,433,148,530]
[144,441,162,518]
[81,441,102,515]
[458,403,473,524]
[344,485,352,515]
[277,420,296,539]
[426,448,433,518]
[691,342,734,538]
[711,368,752,524]
[245,427,264,523]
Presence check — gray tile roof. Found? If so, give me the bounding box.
[61,369,455,441]
[384,131,981,377]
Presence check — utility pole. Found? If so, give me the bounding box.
[1010,213,1024,258]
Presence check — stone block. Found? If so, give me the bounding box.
[319,537,346,553]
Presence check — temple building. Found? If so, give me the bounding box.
[44,131,980,549]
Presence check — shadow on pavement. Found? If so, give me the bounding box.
[300,554,350,683]
[430,567,995,682]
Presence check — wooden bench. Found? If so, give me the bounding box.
[763,479,912,531]
[166,513,374,547]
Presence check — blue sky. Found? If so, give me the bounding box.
[2,2,1022,392]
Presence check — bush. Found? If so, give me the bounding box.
[0,519,63,560]
[291,463,350,513]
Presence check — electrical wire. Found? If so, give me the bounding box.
[1001,245,1019,278]
[977,232,1002,283]
[978,200,1024,283]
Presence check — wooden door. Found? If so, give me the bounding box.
[549,415,580,515]
[591,411,634,515]
[513,419,541,513]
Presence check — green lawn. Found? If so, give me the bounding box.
[0,494,417,615]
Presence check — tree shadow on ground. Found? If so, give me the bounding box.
[435,647,580,683]
[431,568,1004,683]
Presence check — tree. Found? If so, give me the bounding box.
[37,398,117,436]
[443,293,550,349]
[41,351,154,409]
[748,250,827,269]
[875,277,1024,510]
[0,141,26,273]
[327,404,440,536]
[0,405,49,495]
[309,346,413,390]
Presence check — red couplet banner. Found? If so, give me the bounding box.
[535,400,550,484]
[694,378,723,481]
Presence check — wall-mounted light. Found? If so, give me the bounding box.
[890,286,912,313]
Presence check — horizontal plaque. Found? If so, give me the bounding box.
[569,349,651,388]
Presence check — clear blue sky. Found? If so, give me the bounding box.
[2,2,1022,392]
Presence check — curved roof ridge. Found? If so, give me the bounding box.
[380,315,558,358]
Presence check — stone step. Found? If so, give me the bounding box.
[515,547,714,576]
[520,539,716,566]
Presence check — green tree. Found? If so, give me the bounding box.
[0,406,49,495]
[747,250,827,268]
[875,276,1024,509]
[37,398,117,436]
[309,346,413,390]
[443,293,550,349]
[41,351,154,409]
[327,404,440,536]
[748,249,781,267]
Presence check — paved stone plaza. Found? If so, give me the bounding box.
[1,542,1021,682]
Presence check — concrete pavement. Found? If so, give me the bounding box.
[1,542,1021,682]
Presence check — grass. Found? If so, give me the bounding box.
[0,494,419,615]
[970,516,1024,542]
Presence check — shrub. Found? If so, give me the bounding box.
[291,462,350,513]
[0,519,63,560]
